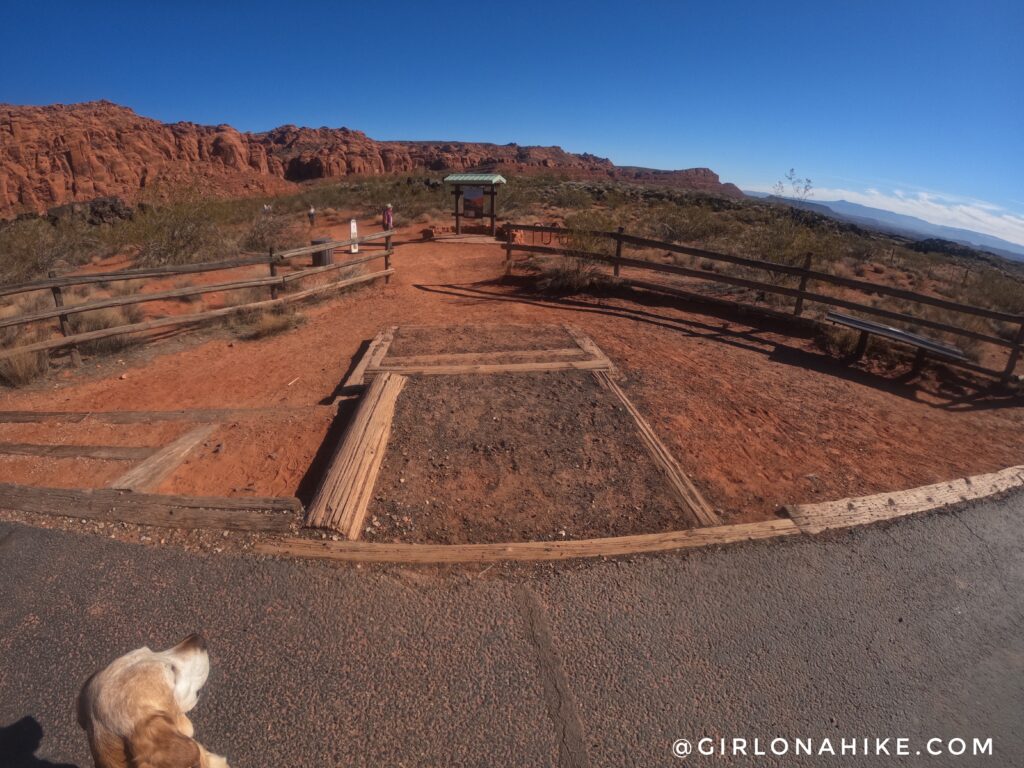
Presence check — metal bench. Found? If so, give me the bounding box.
[825,310,969,372]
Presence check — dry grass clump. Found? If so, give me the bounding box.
[0,293,54,385]
[0,327,50,386]
[229,304,304,340]
[67,306,143,355]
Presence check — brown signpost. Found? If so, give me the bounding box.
[444,173,506,236]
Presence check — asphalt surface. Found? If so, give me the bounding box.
[1,491,1022,768]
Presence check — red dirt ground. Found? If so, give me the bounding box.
[2,213,1023,523]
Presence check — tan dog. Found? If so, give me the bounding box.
[77,633,229,768]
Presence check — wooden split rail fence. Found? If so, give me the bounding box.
[504,223,1024,382]
[0,230,397,362]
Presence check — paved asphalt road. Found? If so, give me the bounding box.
[1,491,1022,768]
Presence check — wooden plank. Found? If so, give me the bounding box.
[594,371,719,526]
[110,425,216,491]
[562,325,615,368]
[786,465,1024,534]
[0,256,271,298]
[372,358,612,376]
[825,311,968,360]
[0,442,156,460]
[306,372,408,536]
[383,348,589,367]
[256,519,799,563]
[0,483,298,532]
[0,269,394,360]
[0,406,331,424]
[367,325,397,369]
[342,329,387,390]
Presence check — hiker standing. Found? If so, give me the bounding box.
[307,205,316,226]
[382,203,394,230]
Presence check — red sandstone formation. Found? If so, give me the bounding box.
[0,101,743,218]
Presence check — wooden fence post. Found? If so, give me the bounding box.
[793,252,813,316]
[505,224,515,276]
[384,233,393,284]
[48,271,81,366]
[268,247,279,299]
[1002,321,1024,383]
[613,226,624,277]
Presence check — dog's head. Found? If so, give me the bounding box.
[163,633,210,714]
[77,634,228,768]
[78,633,211,736]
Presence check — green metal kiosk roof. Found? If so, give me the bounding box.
[443,173,507,185]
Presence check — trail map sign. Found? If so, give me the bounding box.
[443,173,507,236]
[463,186,484,218]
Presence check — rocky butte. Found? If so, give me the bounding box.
[0,101,744,218]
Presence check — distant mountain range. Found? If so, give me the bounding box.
[744,191,1024,262]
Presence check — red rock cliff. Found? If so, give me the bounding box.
[0,101,743,218]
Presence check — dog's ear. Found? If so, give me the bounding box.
[171,634,207,654]
[128,714,201,768]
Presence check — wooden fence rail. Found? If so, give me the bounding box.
[0,229,398,361]
[506,223,1024,382]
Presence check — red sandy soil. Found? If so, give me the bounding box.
[2,214,1022,523]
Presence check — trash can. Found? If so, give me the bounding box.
[311,238,333,267]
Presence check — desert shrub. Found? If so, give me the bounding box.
[126,203,233,267]
[818,326,859,358]
[241,213,292,252]
[563,210,619,256]
[961,268,1024,315]
[0,217,110,285]
[650,204,728,244]
[551,185,592,209]
[534,258,613,295]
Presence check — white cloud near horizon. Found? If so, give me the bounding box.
[745,185,1024,248]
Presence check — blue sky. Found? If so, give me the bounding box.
[2,1,1021,244]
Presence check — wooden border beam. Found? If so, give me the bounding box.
[0,406,332,424]
[594,371,718,526]
[372,358,611,376]
[306,372,408,536]
[256,520,798,563]
[0,483,299,532]
[0,442,156,460]
[786,465,1024,534]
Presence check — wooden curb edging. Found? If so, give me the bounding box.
[3,464,1023,563]
[0,484,300,532]
[786,465,1024,534]
[253,464,1024,564]
[254,520,801,563]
